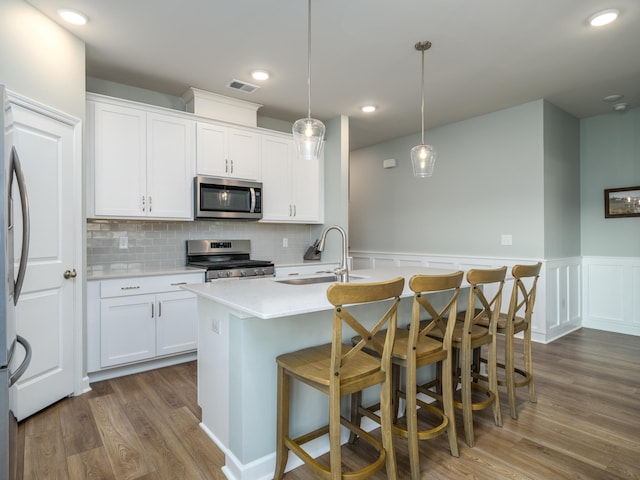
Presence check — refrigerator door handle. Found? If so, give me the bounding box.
[9,146,30,305]
[9,335,32,387]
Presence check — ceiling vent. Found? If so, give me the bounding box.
[226,79,260,94]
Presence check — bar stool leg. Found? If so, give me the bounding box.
[405,357,420,480]
[488,336,502,427]
[460,341,475,447]
[329,383,342,480]
[273,366,289,480]
[441,356,459,457]
[505,327,518,419]
[379,373,398,480]
[348,390,361,444]
[524,327,536,403]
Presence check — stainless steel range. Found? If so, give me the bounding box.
[186,239,275,281]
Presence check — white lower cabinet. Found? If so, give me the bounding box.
[100,294,157,367]
[88,272,203,375]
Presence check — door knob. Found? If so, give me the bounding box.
[63,269,77,279]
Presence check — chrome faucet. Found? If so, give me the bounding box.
[317,225,349,283]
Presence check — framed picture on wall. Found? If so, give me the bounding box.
[604,186,640,218]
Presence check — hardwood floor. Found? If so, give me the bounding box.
[20,328,640,479]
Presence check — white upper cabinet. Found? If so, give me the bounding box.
[261,133,323,224]
[88,95,195,220]
[196,121,260,181]
[92,101,147,217]
[146,113,194,218]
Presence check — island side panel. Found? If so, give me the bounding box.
[230,309,336,464]
[197,297,233,448]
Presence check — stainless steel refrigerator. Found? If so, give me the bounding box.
[1,85,32,480]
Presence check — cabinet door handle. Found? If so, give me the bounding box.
[230,160,234,173]
[225,159,229,173]
[149,196,152,212]
[170,282,187,286]
[289,205,292,217]
[142,195,146,212]
[120,286,141,290]
[158,301,162,317]
[293,205,296,217]
[151,303,154,318]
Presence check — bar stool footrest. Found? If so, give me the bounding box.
[284,416,387,480]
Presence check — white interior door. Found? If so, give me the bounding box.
[9,98,79,421]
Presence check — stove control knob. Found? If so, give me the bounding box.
[217,271,224,278]
[240,270,246,277]
[225,271,232,278]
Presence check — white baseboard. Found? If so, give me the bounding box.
[87,351,197,383]
[201,417,379,480]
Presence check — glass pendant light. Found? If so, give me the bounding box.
[411,41,436,178]
[292,0,325,161]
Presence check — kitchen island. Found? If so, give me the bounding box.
[183,267,460,480]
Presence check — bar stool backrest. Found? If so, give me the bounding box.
[408,271,464,352]
[463,267,508,336]
[507,262,542,328]
[326,277,405,393]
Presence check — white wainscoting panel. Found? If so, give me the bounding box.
[582,256,640,336]
[543,258,582,342]
[350,251,585,343]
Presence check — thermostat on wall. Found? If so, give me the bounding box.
[383,158,397,169]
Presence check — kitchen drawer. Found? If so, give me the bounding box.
[99,272,203,298]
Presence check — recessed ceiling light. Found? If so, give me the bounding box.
[58,8,88,25]
[603,94,623,102]
[251,70,270,81]
[588,9,619,27]
[361,105,377,113]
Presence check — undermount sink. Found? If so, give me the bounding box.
[276,275,338,285]
[276,275,363,285]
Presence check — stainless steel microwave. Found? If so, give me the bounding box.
[194,176,262,220]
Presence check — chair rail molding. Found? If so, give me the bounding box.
[350,251,584,343]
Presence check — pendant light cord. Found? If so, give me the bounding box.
[307,0,312,119]
[420,48,425,145]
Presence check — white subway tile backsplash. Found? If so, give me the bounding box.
[87,219,314,276]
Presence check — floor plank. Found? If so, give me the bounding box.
[19,328,640,479]
[66,446,116,480]
[89,394,154,479]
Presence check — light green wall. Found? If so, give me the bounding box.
[0,0,85,119]
[543,101,581,258]
[88,76,292,134]
[350,100,546,258]
[87,77,185,111]
[310,116,350,261]
[580,108,640,257]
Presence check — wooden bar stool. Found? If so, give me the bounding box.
[349,271,463,480]
[477,262,541,419]
[273,277,404,480]
[430,266,506,447]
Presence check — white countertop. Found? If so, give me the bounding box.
[87,266,204,281]
[182,266,461,319]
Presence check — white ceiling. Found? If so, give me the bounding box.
[26,0,640,150]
